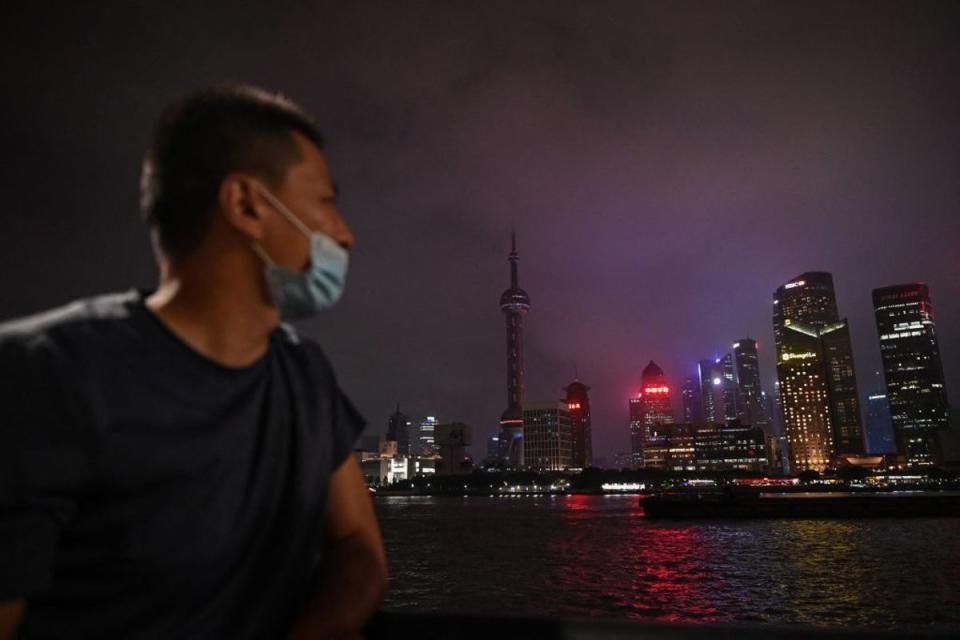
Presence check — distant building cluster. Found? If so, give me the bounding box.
[357,240,954,483]
[630,351,780,473]
[774,274,951,471]
[631,273,954,474]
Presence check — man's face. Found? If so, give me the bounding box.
[258,131,354,271]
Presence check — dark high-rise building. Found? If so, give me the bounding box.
[435,422,472,475]
[386,403,413,456]
[721,353,739,420]
[629,361,674,468]
[821,322,864,455]
[865,390,895,454]
[697,358,727,423]
[873,283,951,466]
[628,396,644,468]
[733,339,772,435]
[486,435,501,463]
[681,375,703,423]
[417,416,438,457]
[499,232,530,468]
[773,272,865,471]
[563,378,593,469]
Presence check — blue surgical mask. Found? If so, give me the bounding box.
[250,183,349,321]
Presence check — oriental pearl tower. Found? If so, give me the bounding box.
[499,231,530,468]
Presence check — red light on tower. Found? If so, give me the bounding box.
[643,385,670,395]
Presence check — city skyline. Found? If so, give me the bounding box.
[379,252,951,465]
[2,3,958,463]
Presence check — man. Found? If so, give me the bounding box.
[0,85,387,638]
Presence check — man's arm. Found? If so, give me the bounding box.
[0,599,25,640]
[287,455,388,639]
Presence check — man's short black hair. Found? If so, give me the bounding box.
[141,84,324,259]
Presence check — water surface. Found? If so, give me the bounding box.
[375,494,960,629]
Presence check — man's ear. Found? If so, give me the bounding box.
[219,173,266,241]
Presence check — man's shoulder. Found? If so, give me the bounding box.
[274,323,337,376]
[0,289,140,356]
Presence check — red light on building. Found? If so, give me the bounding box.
[568,402,582,410]
[643,385,670,395]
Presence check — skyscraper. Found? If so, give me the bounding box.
[865,389,895,454]
[386,403,413,456]
[720,353,739,421]
[872,283,951,466]
[499,232,530,468]
[417,416,438,457]
[435,422,472,475]
[522,402,572,471]
[563,378,593,469]
[698,358,728,423]
[628,397,644,468]
[773,272,865,472]
[629,361,674,468]
[732,339,772,435]
[681,375,703,423]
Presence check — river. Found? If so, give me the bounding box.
[374,494,960,630]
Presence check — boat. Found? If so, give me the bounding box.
[641,489,960,519]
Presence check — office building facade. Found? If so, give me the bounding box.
[522,402,572,471]
[629,361,674,468]
[732,339,772,435]
[773,272,865,472]
[873,283,951,465]
[563,378,593,469]
[681,375,703,423]
[642,422,768,472]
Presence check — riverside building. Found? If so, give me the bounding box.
[629,361,674,468]
[563,378,593,469]
[872,283,951,466]
[522,402,572,471]
[773,272,865,472]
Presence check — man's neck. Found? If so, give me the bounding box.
[146,246,279,368]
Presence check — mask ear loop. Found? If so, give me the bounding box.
[253,181,315,238]
[250,241,276,267]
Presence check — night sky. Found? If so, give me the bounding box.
[2,2,958,461]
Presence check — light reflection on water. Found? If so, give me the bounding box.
[374,494,960,629]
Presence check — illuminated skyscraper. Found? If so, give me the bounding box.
[872,283,951,465]
[499,232,530,467]
[773,272,865,472]
[640,361,673,424]
[629,361,674,468]
[417,416,438,457]
[522,402,572,471]
[563,378,593,469]
[732,339,772,435]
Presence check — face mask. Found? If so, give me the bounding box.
[250,183,349,321]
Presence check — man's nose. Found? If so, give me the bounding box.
[332,214,355,251]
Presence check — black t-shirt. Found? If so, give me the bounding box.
[0,289,367,638]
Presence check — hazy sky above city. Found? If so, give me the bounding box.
[2,1,958,460]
